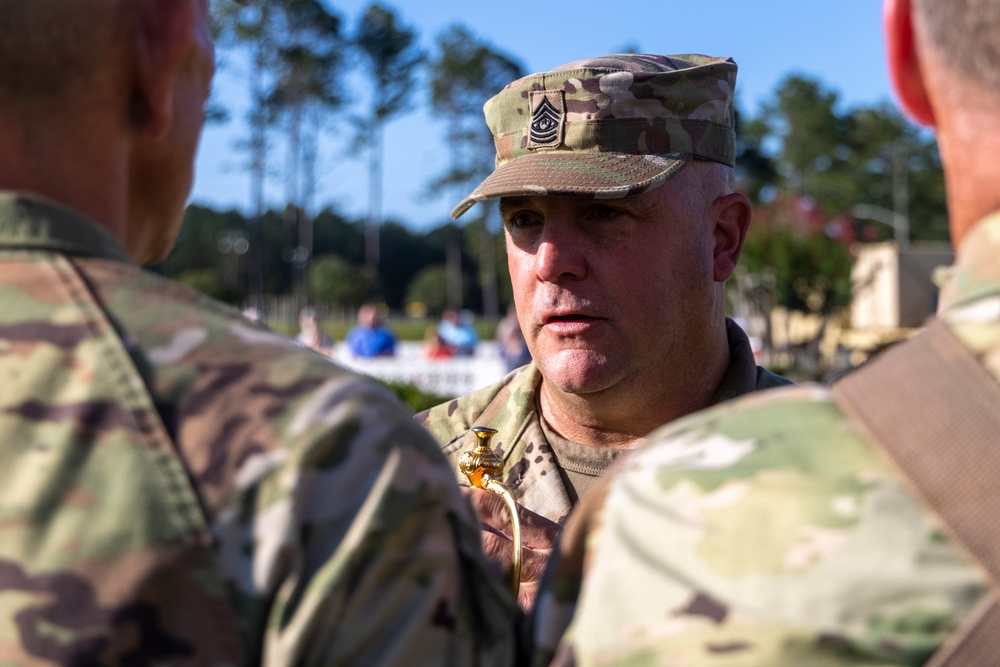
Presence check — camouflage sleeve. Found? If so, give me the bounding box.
[533,386,989,666]
[214,374,521,667]
[0,250,518,666]
[51,259,525,665]
[531,471,614,666]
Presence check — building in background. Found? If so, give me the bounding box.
[851,242,953,331]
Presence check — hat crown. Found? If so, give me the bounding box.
[553,53,725,74]
[450,53,738,219]
[483,53,737,165]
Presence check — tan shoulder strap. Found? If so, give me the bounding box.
[831,318,1000,666]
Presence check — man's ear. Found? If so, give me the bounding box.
[885,0,936,126]
[712,192,751,283]
[129,0,197,138]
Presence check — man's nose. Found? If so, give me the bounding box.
[534,222,587,283]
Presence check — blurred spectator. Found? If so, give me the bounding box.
[296,307,334,356]
[423,325,456,360]
[496,304,531,372]
[346,304,396,358]
[241,306,263,324]
[438,309,478,356]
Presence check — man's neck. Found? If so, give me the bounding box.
[0,114,128,243]
[940,126,1000,248]
[537,325,733,449]
[922,65,1000,248]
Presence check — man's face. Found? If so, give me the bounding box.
[501,164,721,398]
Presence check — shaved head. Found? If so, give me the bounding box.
[0,0,133,109]
[0,0,217,264]
[913,0,1000,90]
[699,161,737,199]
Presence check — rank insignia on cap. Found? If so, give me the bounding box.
[528,90,565,149]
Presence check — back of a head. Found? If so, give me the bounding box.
[915,0,1000,89]
[0,0,126,111]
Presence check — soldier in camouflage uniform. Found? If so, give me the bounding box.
[532,0,1000,664]
[418,54,789,606]
[0,1,519,665]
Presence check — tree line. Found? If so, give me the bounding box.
[200,0,521,319]
[172,0,947,335]
[162,203,508,317]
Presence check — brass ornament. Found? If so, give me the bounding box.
[458,426,522,597]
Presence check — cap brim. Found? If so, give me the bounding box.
[451,151,691,219]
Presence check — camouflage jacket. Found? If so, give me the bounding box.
[0,193,519,666]
[417,320,790,524]
[532,215,1000,665]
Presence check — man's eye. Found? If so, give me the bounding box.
[591,206,621,220]
[506,212,538,228]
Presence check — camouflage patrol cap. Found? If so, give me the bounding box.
[451,53,738,219]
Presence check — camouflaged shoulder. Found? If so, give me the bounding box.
[76,256,494,515]
[416,364,538,454]
[1,248,521,666]
[90,260,524,665]
[534,383,989,665]
[0,251,249,664]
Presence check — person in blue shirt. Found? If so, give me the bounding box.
[439,309,478,356]
[346,303,396,357]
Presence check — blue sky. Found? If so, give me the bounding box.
[191,0,894,231]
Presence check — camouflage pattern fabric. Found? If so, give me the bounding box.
[451,54,738,219]
[531,214,1000,665]
[417,319,789,525]
[0,193,520,666]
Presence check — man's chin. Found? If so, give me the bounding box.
[539,349,619,395]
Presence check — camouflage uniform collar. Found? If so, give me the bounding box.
[0,191,135,264]
[711,318,765,403]
[938,211,1000,314]
[479,362,544,465]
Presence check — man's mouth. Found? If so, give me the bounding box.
[542,313,602,333]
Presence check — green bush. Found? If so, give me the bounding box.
[306,256,371,310]
[405,266,452,315]
[177,269,244,304]
[382,381,450,413]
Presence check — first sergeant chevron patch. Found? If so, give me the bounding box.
[528,90,565,149]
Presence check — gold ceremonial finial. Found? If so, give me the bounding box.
[458,426,521,597]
